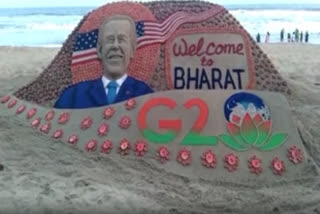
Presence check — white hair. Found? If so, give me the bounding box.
[97,14,137,51]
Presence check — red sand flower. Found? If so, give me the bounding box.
[81,116,93,130]
[157,146,170,163]
[26,108,37,119]
[288,145,303,164]
[177,148,192,166]
[101,140,113,154]
[248,155,263,175]
[103,107,115,119]
[119,115,131,129]
[97,123,109,136]
[270,157,286,175]
[201,149,217,168]
[58,112,70,125]
[30,117,41,128]
[40,122,51,134]
[52,129,63,139]
[86,139,97,152]
[125,98,136,110]
[224,153,239,172]
[16,105,26,114]
[68,134,79,145]
[0,95,10,104]
[118,139,131,156]
[7,99,17,108]
[45,110,55,121]
[134,140,147,156]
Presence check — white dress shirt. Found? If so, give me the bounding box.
[101,74,128,96]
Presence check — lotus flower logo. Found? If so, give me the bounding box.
[219,92,288,151]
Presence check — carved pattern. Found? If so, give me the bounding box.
[157,146,170,163]
[68,134,79,145]
[224,153,238,172]
[248,155,263,175]
[97,123,109,136]
[16,105,26,114]
[26,108,37,119]
[134,140,148,156]
[177,148,192,166]
[7,99,17,108]
[0,95,10,104]
[81,116,93,130]
[118,139,131,156]
[103,107,115,119]
[201,149,217,168]
[270,157,286,175]
[119,115,132,129]
[101,140,113,154]
[86,139,98,152]
[52,129,64,139]
[288,146,303,164]
[58,112,70,125]
[125,98,136,110]
[30,118,41,128]
[40,123,51,134]
[45,110,55,121]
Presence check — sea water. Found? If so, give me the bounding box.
[0,4,319,47]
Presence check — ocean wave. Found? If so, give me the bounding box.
[227,4,320,11]
[0,6,319,46]
[0,7,93,17]
[0,22,77,31]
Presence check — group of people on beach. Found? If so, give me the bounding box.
[256,29,309,43]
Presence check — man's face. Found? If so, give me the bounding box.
[98,19,134,79]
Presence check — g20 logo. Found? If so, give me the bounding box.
[137,97,218,145]
[137,92,288,151]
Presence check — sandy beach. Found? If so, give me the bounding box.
[0,44,320,213]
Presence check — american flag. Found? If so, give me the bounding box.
[71,6,224,66]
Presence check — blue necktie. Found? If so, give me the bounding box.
[107,81,118,104]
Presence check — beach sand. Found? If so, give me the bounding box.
[0,44,320,214]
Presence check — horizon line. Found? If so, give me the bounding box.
[0,3,320,9]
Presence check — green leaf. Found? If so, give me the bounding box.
[181,132,218,145]
[255,120,271,146]
[258,133,288,151]
[255,131,268,146]
[219,134,249,151]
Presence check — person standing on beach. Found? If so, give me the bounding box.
[305,31,309,43]
[287,33,291,42]
[265,32,270,43]
[256,33,261,43]
[300,31,303,43]
[280,29,284,42]
[292,32,295,42]
[295,29,299,42]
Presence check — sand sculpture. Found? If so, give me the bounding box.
[0,1,309,181]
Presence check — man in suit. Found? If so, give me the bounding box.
[54,15,153,109]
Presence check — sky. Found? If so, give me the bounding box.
[0,0,319,8]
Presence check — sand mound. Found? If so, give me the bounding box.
[0,44,320,213]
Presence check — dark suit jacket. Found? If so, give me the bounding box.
[54,76,153,109]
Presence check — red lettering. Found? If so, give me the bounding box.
[196,37,205,56]
[172,37,245,58]
[188,44,197,56]
[236,44,244,55]
[206,42,215,55]
[173,38,188,56]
